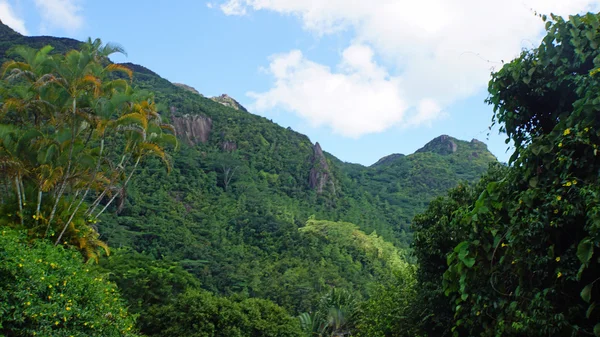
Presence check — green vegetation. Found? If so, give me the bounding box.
[0,229,138,337]
[412,12,600,337]
[0,39,176,262]
[148,290,303,337]
[4,10,599,337]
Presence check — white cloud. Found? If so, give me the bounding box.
[0,0,27,35]
[221,0,598,136]
[221,0,247,15]
[34,0,83,32]
[409,99,445,127]
[249,45,412,137]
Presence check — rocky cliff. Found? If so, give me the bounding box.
[309,142,334,193]
[172,114,212,145]
[211,94,248,112]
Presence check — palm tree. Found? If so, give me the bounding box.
[299,288,359,337]
[0,40,176,260]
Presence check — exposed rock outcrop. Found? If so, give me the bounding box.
[211,94,248,112]
[416,135,458,155]
[173,83,203,96]
[172,114,212,145]
[309,142,334,193]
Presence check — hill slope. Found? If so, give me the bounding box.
[0,25,497,312]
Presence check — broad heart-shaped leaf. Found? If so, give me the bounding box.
[594,323,600,336]
[454,241,470,253]
[577,238,594,265]
[462,257,475,268]
[582,283,594,303]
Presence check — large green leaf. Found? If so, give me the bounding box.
[582,283,593,303]
[587,302,596,318]
[462,257,475,268]
[578,238,594,265]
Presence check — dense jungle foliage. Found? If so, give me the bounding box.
[412,12,600,337]
[1,10,599,337]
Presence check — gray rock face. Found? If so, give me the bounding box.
[416,134,458,155]
[172,114,212,145]
[211,94,248,112]
[309,142,332,193]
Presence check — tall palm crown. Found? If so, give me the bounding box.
[0,39,176,261]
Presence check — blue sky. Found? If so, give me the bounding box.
[2,0,598,165]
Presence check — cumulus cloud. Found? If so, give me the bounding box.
[221,0,598,135]
[0,0,27,35]
[249,45,412,137]
[34,0,83,32]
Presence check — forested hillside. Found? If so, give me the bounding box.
[7,11,599,337]
[0,19,497,335]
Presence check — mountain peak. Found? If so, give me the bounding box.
[173,83,203,96]
[416,135,460,155]
[211,94,248,112]
[0,20,21,38]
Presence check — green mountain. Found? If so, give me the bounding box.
[340,135,497,231]
[0,22,496,334]
[2,12,597,337]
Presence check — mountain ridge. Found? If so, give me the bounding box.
[0,24,498,315]
[0,20,494,167]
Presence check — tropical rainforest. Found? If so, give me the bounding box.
[0,11,599,337]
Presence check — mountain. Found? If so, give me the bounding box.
[211,93,249,112]
[335,135,497,242]
[173,82,203,96]
[0,24,496,318]
[0,20,80,60]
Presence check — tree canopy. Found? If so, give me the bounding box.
[412,12,600,337]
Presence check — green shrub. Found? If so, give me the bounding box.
[150,289,303,337]
[0,228,140,337]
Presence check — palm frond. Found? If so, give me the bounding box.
[106,64,133,81]
[1,61,32,79]
[80,74,102,96]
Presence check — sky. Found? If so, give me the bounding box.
[1,0,598,165]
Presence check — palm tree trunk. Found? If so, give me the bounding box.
[14,176,24,226]
[55,139,105,246]
[85,151,126,217]
[86,188,108,217]
[78,138,104,215]
[45,179,67,238]
[19,177,25,206]
[93,156,140,219]
[66,190,81,213]
[45,97,77,235]
[36,189,42,227]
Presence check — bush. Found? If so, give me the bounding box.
[0,228,140,337]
